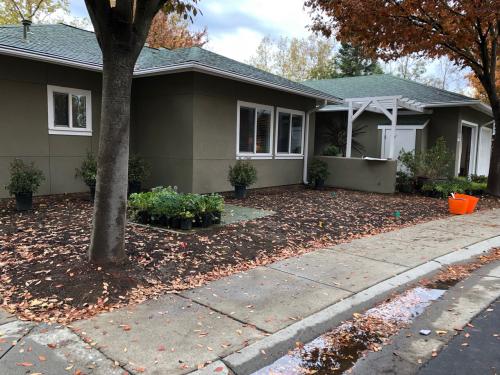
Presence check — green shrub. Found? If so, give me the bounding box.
[399,137,454,179]
[6,159,45,195]
[205,194,225,213]
[396,171,415,193]
[228,160,257,187]
[322,144,341,156]
[128,155,151,184]
[76,152,97,187]
[470,174,488,184]
[308,158,329,185]
[420,177,487,198]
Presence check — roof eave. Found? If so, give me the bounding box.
[424,101,493,117]
[0,45,341,103]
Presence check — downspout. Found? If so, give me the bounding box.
[303,100,329,184]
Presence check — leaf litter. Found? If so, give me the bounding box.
[1,186,499,324]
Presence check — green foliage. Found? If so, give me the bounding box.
[308,158,330,184]
[75,152,97,187]
[420,177,487,198]
[330,43,384,78]
[128,186,224,224]
[322,144,340,156]
[0,0,69,25]
[398,137,454,179]
[6,159,45,195]
[128,155,151,184]
[470,174,488,183]
[228,160,257,187]
[396,171,415,193]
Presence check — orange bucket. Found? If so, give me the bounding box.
[448,197,468,215]
[455,193,480,214]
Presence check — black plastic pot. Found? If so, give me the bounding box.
[211,211,222,225]
[201,213,212,228]
[193,215,202,228]
[159,215,169,227]
[128,181,141,196]
[15,192,33,211]
[138,211,150,224]
[89,185,96,201]
[234,184,247,199]
[180,218,193,230]
[170,217,181,229]
[314,179,325,189]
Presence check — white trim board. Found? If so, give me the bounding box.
[457,120,479,176]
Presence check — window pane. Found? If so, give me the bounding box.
[72,95,87,128]
[53,92,69,127]
[256,109,271,153]
[290,115,303,154]
[239,106,255,153]
[277,112,290,153]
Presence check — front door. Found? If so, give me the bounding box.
[476,127,493,176]
[458,122,478,177]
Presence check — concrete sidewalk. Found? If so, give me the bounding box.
[0,209,499,375]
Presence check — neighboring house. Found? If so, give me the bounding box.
[0,23,338,199]
[0,24,494,198]
[303,75,494,192]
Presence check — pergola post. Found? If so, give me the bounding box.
[346,100,353,158]
[388,97,398,160]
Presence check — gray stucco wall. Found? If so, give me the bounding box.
[318,156,397,193]
[191,73,317,193]
[131,72,195,192]
[0,55,101,199]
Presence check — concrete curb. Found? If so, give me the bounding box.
[222,235,500,375]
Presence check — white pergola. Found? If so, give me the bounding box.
[345,95,428,159]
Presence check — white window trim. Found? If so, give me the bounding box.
[47,85,92,136]
[274,107,305,159]
[236,100,274,159]
[457,120,479,176]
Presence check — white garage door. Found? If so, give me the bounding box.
[476,127,493,176]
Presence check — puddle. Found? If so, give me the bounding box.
[252,287,445,375]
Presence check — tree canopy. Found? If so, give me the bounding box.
[0,0,69,24]
[331,43,383,78]
[146,10,207,49]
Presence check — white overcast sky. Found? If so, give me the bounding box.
[69,0,312,62]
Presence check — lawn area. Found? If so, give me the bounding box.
[1,186,499,323]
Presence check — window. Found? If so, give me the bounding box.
[237,101,273,158]
[47,85,92,136]
[275,108,305,158]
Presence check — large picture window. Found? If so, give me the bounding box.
[47,85,92,136]
[275,108,305,158]
[237,101,273,158]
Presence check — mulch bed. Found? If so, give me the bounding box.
[1,186,499,323]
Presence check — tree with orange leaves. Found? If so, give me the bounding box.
[305,0,500,195]
[146,10,207,49]
[468,60,500,103]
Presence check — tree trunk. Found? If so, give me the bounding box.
[487,101,500,197]
[88,53,135,264]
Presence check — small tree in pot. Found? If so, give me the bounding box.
[76,153,97,200]
[308,158,330,189]
[128,155,151,195]
[228,160,257,199]
[6,159,45,211]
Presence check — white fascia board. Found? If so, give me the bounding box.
[424,101,493,116]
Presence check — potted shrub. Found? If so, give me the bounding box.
[128,155,151,195]
[308,158,329,189]
[228,160,257,199]
[322,144,342,157]
[206,194,224,224]
[179,210,194,230]
[76,152,97,200]
[6,159,45,211]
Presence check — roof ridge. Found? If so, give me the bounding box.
[388,74,475,101]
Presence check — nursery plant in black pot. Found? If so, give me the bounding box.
[128,155,151,195]
[76,152,97,201]
[179,211,194,230]
[228,160,257,199]
[308,158,330,189]
[6,159,45,211]
[206,194,224,225]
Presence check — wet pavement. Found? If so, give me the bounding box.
[418,298,500,375]
[252,287,445,375]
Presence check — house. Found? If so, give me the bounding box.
[0,23,338,199]
[303,75,494,193]
[0,24,494,198]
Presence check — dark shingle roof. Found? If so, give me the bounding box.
[303,74,477,105]
[0,23,337,101]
